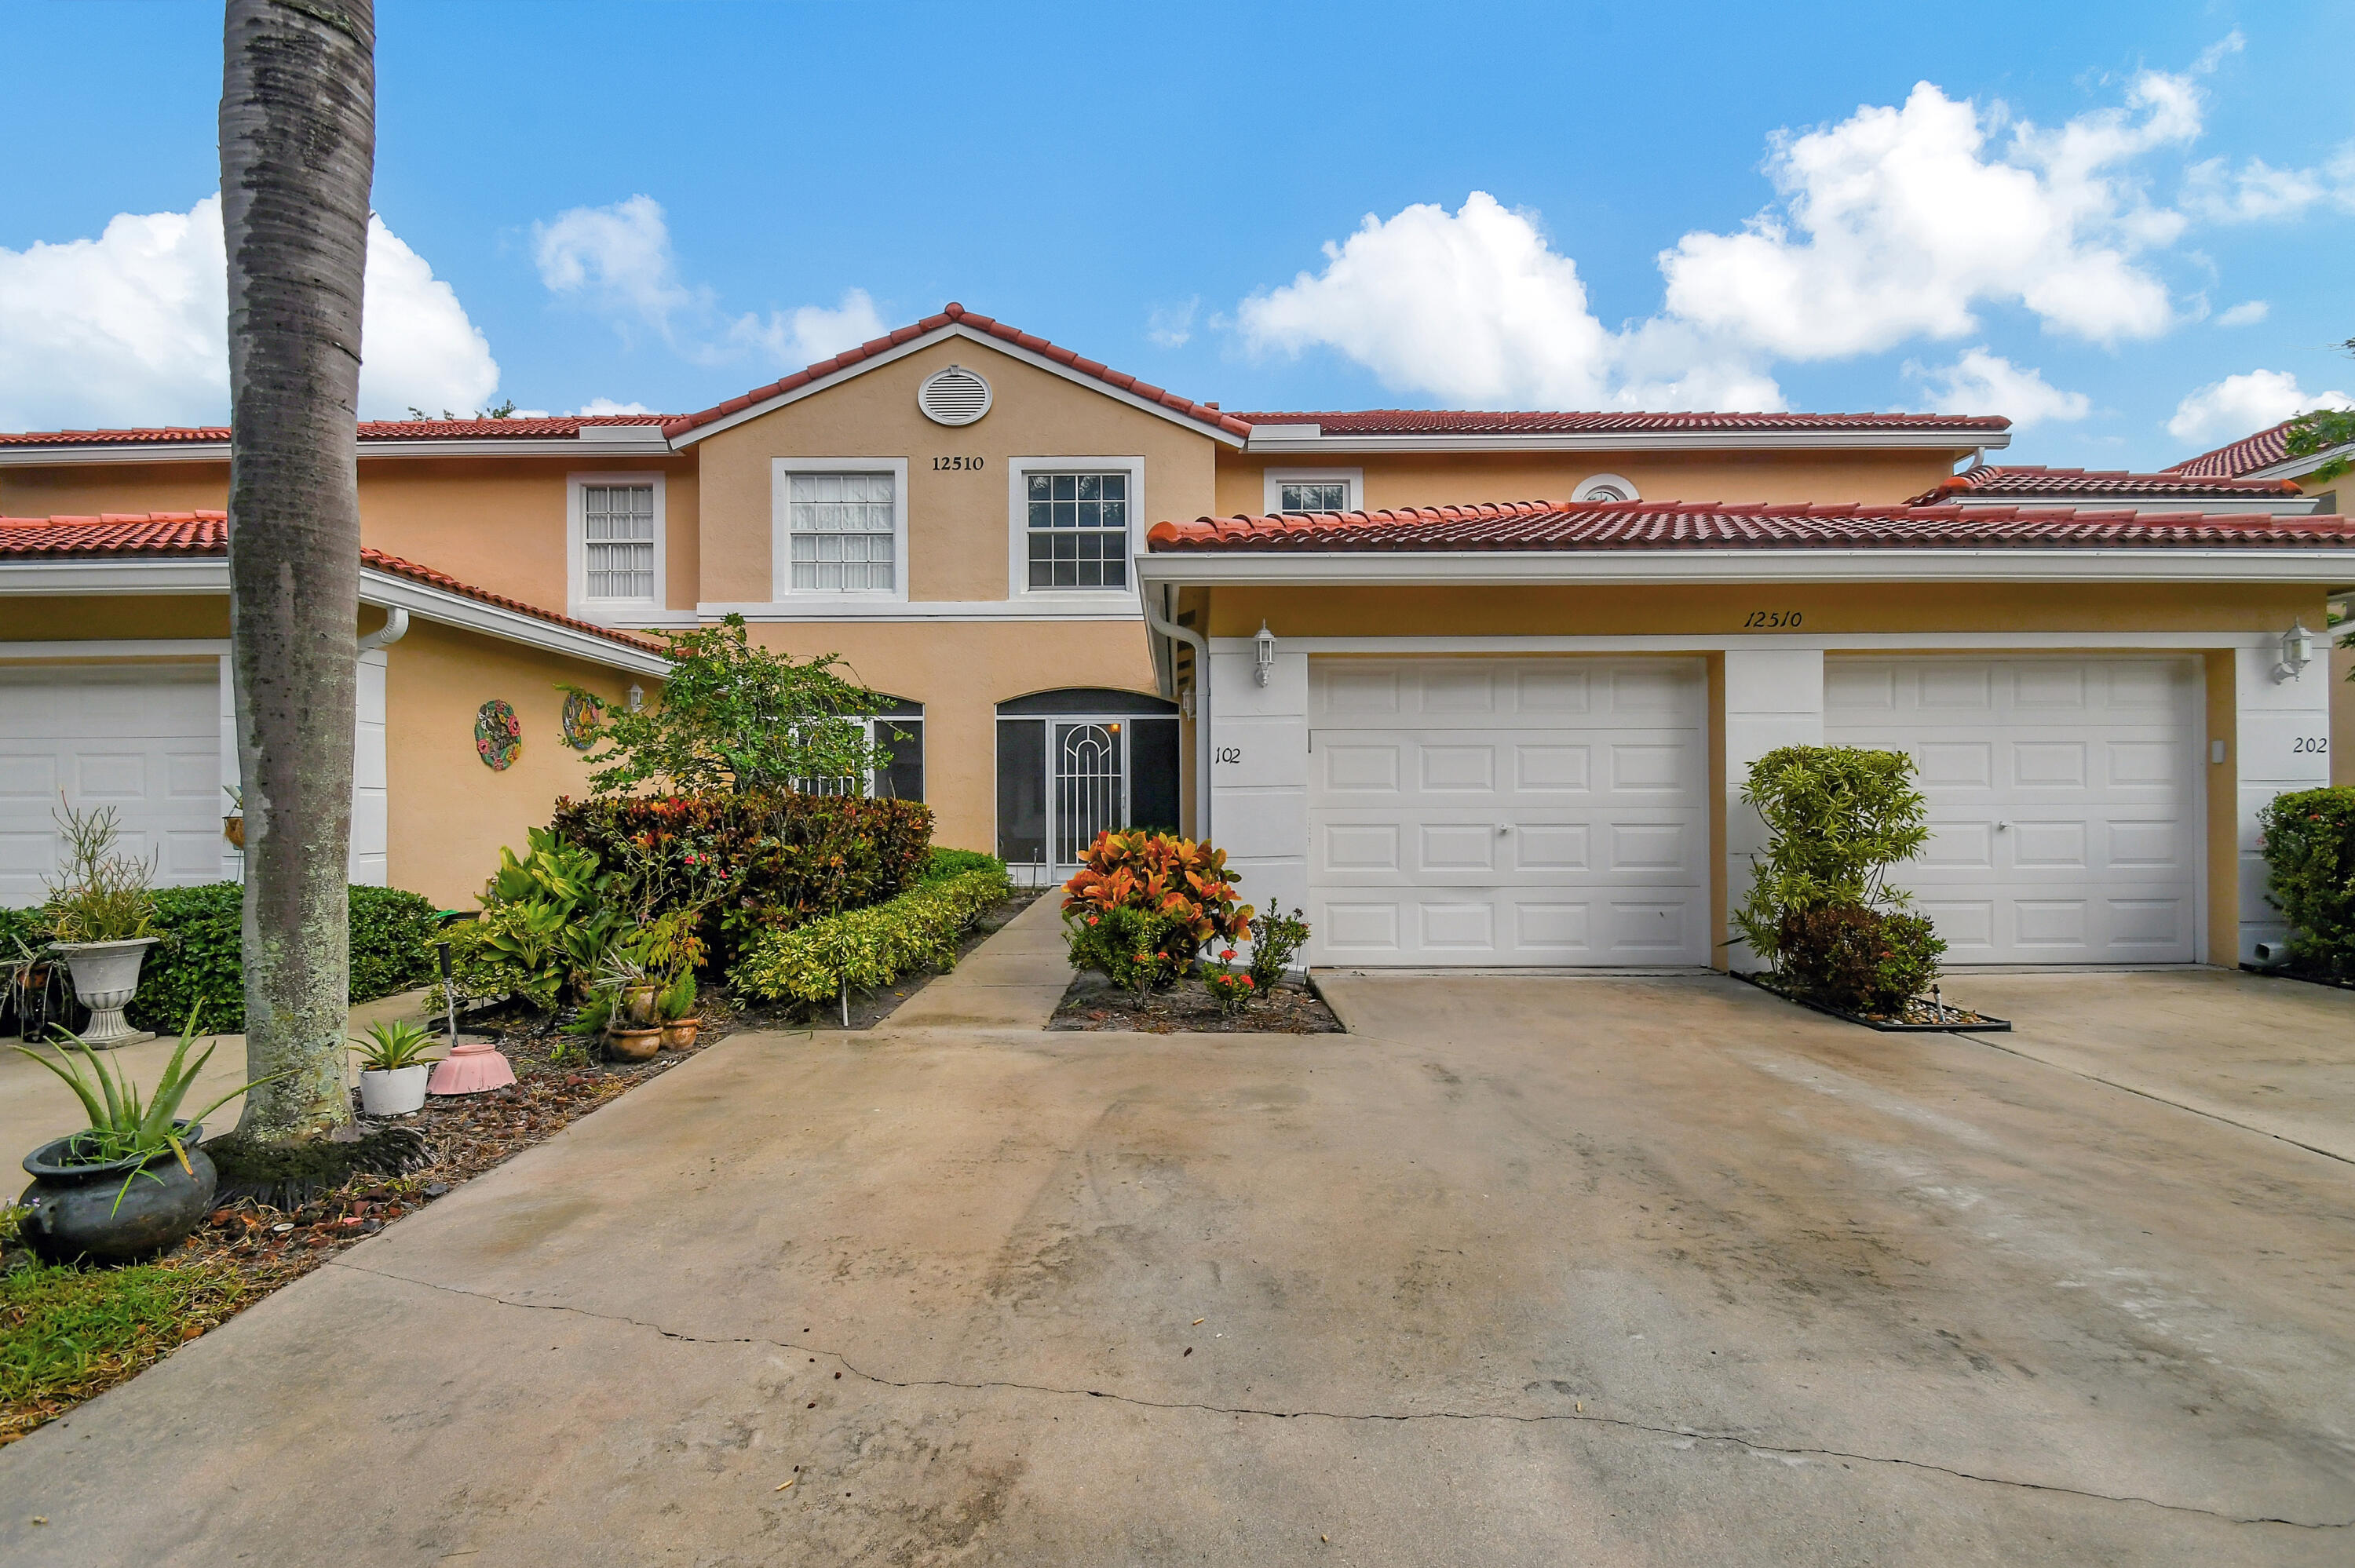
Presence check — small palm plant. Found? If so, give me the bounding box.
[349,1019,440,1072]
[12,1007,280,1212]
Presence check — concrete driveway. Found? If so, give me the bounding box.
[2,911,2350,1565]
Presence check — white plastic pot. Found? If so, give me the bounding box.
[56,936,159,1048]
[358,1064,431,1117]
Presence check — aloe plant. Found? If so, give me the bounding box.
[349,1018,440,1072]
[12,1007,283,1211]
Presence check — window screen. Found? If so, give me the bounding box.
[788,472,895,592]
[996,719,1046,866]
[582,483,657,601]
[877,719,924,803]
[1128,717,1181,833]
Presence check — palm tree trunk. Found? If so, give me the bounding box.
[219,0,375,1140]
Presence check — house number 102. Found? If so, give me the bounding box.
[1214,746,1242,764]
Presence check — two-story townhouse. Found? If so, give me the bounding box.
[6,303,2355,971]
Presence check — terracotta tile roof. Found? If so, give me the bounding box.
[2164,421,2298,478]
[663,303,1254,442]
[1223,409,2010,436]
[0,415,674,448]
[1907,465,2305,504]
[0,511,665,655]
[1146,498,2355,554]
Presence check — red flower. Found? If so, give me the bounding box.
[1221,949,1236,961]
[1240,975,1254,986]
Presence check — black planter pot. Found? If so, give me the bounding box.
[16,1121,216,1266]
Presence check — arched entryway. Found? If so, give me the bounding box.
[995,687,1180,882]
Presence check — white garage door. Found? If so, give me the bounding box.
[1308,658,1708,965]
[1823,657,2200,965]
[0,664,225,903]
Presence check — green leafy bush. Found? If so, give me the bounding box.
[123,883,440,1034]
[550,790,933,965]
[1732,745,1933,973]
[2257,786,2355,970]
[1775,905,1946,1014]
[1068,905,1191,1001]
[732,866,1010,1006]
[1247,904,1311,991]
[920,848,1005,884]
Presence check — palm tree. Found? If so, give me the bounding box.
[218,0,375,1139]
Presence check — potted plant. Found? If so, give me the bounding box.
[40,802,162,1049]
[656,967,700,1050]
[221,783,245,849]
[597,950,662,1061]
[351,1019,441,1116]
[10,1011,276,1264]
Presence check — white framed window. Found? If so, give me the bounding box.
[568,472,666,614]
[1262,467,1364,515]
[1006,456,1145,600]
[1572,472,1639,503]
[772,458,910,603]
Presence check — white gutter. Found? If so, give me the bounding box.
[0,436,674,465]
[1141,583,1210,845]
[1240,428,2013,455]
[356,606,410,652]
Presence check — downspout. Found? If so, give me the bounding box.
[1142,583,1210,844]
[358,605,411,652]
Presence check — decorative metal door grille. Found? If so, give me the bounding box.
[1053,722,1123,865]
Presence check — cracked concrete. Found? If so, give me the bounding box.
[3,938,2352,1564]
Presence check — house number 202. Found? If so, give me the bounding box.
[1214,746,1243,764]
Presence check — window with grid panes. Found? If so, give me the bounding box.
[582,483,658,601]
[787,472,895,592]
[1278,480,1350,512]
[1025,472,1128,589]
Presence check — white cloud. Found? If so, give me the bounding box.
[533,195,700,341]
[1904,348,2089,428]
[0,193,496,430]
[725,289,885,368]
[2214,299,2269,327]
[574,398,655,416]
[2167,369,2353,443]
[2180,155,2338,223]
[1238,193,1779,410]
[1148,297,1199,348]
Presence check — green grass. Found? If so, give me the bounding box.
[1,1251,253,1443]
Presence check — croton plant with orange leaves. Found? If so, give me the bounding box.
[1061,830,1254,956]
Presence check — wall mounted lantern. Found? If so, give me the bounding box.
[1254,622,1276,688]
[2274,620,2316,683]
[627,683,645,712]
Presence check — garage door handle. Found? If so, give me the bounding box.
[1996,820,2010,831]
[1496,823,1513,833]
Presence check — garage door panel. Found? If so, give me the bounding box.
[1517,822,1591,869]
[1514,745,1590,790]
[1825,656,2198,965]
[1419,823,1498,871]
[1320,744,1398,793]
[0,755,57,798]
[1418,746,1494,791]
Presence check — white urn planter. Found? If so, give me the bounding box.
[55,936,159,1049]
[357,1063,432,1117]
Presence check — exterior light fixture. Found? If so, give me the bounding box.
[1254,622,1276,688]
[2274,621,2316,683]
[627,683,645,712]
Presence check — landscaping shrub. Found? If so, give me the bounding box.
[1060,831,1251,987]
[2257,786,2355,971]
[122,883,440,1034]
[1247,904,1311,990]
[1732,745,1932,976]
[731,865,1012,1006]
[1774,905,1945,1015]
[550,791,933,965]
[920,848,1005,884]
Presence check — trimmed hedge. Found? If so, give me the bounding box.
[115,882,441,1033]
[919,848,1005,884]
[732,866,1010,1005]
[549,791,933,962]
[2258,786,2355,971]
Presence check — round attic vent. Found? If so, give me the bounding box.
[918,365,992,426]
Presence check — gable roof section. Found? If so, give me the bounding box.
[1908,465,2310,508]
[662,303,1253,448]
[1146,498,2355,554]
[0,511,666,669]
[2166,421,2295,478]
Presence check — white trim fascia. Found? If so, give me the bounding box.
[0,638,231,659]
[361,567,671,676]
[1946,494,2323,514]
[2242,441,2355,484]
[1137,547,2355,587]
[696,599,1140,623]
[0,437,676,465]
[1210,630,2284,655]
[1006,455,1147,606]
[667,323,1249,450]
[580,608,701,629]
[567,470,669,619]
[1239,428,2013,455]
[772,457,911,606]
[0,559,228,593]
[1261,467,1364,513]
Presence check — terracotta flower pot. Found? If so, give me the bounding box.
[606,1026,663,1062]
[660,1018,701,1051]
[619,983,661,1026]
[222,815,246,849]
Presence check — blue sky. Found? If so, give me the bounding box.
[2,1,2350,469]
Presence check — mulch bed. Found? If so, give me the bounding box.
[0,1005,733,1446]
[1735,972,2010,1033]
[1050,974,1345,1034]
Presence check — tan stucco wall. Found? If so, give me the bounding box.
[0,461,228,518]
[691,338,1222,604]
[382,619,638,909]
[0,594,232,640]
[743,618,1161,856]
[1211,448,1971,518]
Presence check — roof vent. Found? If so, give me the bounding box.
[918,365,991,427]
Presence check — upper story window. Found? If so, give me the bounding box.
[787,472,896,592]
[1262,467,1362,516]
[1026,472,1128,589]
[568,472,666,613]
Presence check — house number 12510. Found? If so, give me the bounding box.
[931,455,984,471]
